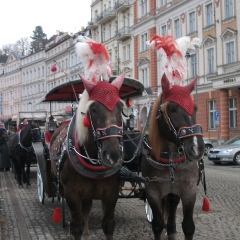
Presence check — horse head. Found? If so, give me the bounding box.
[76,73,125,168]
[20,123,41,147]
[149,73,204,161]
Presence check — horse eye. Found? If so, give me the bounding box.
[169,104,177,112]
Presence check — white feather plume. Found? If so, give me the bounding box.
[75,37,112,82]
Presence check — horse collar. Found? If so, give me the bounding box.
[18,131,34,153]
[66,114,121,179]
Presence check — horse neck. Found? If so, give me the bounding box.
[20,126,32,146]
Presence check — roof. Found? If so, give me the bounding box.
[41,76,144,102]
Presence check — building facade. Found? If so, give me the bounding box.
[0,0,240,142]
[89,0,240,142]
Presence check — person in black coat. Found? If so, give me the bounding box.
[0,128,11,171]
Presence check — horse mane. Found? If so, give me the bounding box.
[149,93,168,157]
[76,90,94,145]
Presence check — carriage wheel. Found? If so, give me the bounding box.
[37,164,45,204]
[145,199,153,222]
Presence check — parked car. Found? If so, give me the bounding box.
[204,139,213,155]
[207,135,240,165]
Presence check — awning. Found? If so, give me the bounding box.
[41,76,144,102]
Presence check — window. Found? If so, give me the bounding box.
[123,46,127,61]
[141,33,148,52]
[225,0,233,18]
[174,19,180,39]
[159,0,167,7]
[209,100,216,129]
[229,98,237,128]
[189,12,196,33]
[127,44,131,61]
[109,24,112,39]
[190,54,197,77]
[123,45,131,61]
[207,48,214,74]
[226,41,235,63]
[206,3,213,26]
[161,25,167,36]
[140,0,147,17]
[140,67,149,87]
[103,27,106,42]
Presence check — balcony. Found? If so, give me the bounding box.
[97,7,116,24]
[88,18,98,30]
[116,26,131,41]
[114,0,132,12]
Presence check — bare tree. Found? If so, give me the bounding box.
[1,44,15,55]
[15,37,31,55]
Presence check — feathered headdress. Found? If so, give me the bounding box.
[75,36,112,83]
[147,34,202,83]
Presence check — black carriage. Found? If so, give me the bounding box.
[33,76,149,211]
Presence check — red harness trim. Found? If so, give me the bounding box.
[74,131,109,171]
[152,151,186,164]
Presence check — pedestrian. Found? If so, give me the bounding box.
[17,118,28,132]
[0,127,11,171]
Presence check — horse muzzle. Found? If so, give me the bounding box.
[100,138,123,167]
[178,124,205,161]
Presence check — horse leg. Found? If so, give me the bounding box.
[82,200,92,239]
[166,194,180,240]
[26,157,31,186]
[65,195,83,240]
[101,196,118,240]
[147,192,165,240]
[181,194,196,240]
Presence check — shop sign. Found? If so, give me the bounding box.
[223,78,236,84]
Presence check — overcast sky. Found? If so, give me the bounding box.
[0,0,91,48]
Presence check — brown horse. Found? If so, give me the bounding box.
[50,73,125,240]
[141,73,205,240]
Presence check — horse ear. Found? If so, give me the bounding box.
[161,73,170,95]
[184,75,198,93]
[79,74,96,93]
[111,73,125,90]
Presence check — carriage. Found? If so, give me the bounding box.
[32,35,208,240]
[33,75,150,222]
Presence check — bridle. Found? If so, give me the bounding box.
[157,103,203,153]
[86,112,123,162]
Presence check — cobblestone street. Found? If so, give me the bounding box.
[0,158,240,239]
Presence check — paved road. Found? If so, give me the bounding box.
[0,158,240,240]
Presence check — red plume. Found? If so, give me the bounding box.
[202,197,210,212]
[52,207,62,223]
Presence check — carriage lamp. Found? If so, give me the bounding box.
[126,114,135,130]
[48,115,57,132]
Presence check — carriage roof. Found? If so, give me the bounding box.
[41,76,144,102]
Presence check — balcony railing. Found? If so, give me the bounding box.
[116,26,131,41]
[88,18,98,29]
[97,7,116,24]
[114,0,132,12]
